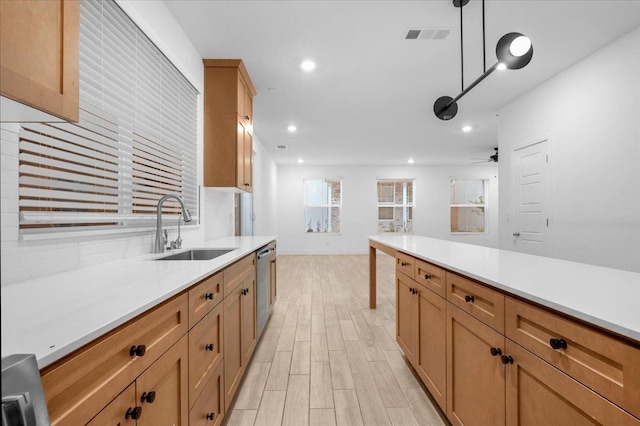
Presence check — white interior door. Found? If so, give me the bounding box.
[513,139,551,256]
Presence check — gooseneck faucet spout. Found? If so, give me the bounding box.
[154,193,192,253]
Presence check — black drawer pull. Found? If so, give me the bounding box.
[130,344,146,357]
[464,295,475,303]
[125,406,142,420]
[501,355,514,364]
[401,261,407,267]
[206,343,215,351]
[549,338,567,350]
[206,412,215,420]
[141,391,156,404]
[424,273,432,280]
[205,293,214,300]
[490,347,502,356]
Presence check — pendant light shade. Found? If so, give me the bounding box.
[496,32,534,70]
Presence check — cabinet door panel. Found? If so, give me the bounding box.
[189,271,223,329]
[396,272,417,364]
[0,0,79,121]
[416,284,447,411]
[189,302,224,408]
[190,361,225,426]
[243,130,253,192]
[86,383,137,426]
[415,258,446,297]
[505,340,639,426]
[447,305,505,426]
[396,252,415,280]
[136,335,189,426]
[241,276,257,365]
[505,297,640,418]
[224,254,256,298]
[446,272,505,333]
[223,287,243,411]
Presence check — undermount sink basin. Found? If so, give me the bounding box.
[155,248,236,261]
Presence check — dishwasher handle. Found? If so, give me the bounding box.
[257,248,273,259]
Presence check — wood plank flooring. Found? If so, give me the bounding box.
[226,254,446,426]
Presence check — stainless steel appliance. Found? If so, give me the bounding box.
[2,354,50,426]
[256,245,273,338]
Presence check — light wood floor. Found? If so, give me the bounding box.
[226,254,447,426]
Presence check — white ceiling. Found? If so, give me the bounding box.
[164,0,640,166]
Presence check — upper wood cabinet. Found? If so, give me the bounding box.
[203,59,256,192]
[0,0,79,122]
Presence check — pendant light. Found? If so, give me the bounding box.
[434,0,533,120]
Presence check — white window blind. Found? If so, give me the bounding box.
[18,0,198,237]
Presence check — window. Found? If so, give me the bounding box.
[18,0,198,238]
[450,178,487,233]
[377,179,414,233]
[304,179,341,233]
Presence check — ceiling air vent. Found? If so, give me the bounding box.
[276,144,288,150]
[404,28,451,40]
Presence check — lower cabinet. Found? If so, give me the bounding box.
[189,361,225,426]
[505,340,639,426]
[223,270,256,412]
[446,305,505,426]
[86,383,137,426]
[394,252,640,426]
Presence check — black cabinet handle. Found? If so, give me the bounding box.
[490,347,502,356]
[401,262,407,266]
[206,343,215,351]
[130,344,146,357]
[549,338,567,350]
[409,287,414,293]
[205,293,214,300]
[424,274,431,280]
[125,406,142,420]
[141,391,156,404]
[244,115,250,120]
[501,355,514,364]
[464,295,475,303]
[206,412,215,421]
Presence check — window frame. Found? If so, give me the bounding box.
[303,178,342,234]
[449,178,488,234]
[376,179,414,234]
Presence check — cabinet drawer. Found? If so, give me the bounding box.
[190,361,225,426]
[446,272,504,333]
[396,252,415,280]
[414,258,446,298]
[224,253,256,297]
[505,297,640,418]
[189,302,224,409]
[505,340,639,426]
[189,271,223,329]
[86,383,136,426]
[41,294,188,426]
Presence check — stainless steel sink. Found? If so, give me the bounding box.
[155,248,236,261]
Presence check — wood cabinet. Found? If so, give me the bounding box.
[393,248,640,426]
[190,361,225,426]
[447,305,506,426]
[189,271,223,329]
[0,0,79,121]
[189,302,224,408]
[203,59,256,192]
[86,384,137,426]
[223,266,257,411]
[396,272,447,411]
[505,340,639,426]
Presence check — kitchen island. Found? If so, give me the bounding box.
[369,234,640,425]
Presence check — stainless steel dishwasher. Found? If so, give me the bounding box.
[256,245,273,338]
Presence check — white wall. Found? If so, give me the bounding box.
[252,135,279,236]
[498,28,640,272]
[277,164,498,255]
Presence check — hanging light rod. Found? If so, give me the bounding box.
[434,0,533,120]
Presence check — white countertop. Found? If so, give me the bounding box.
[1,236,276,368]
[369,235,640,343]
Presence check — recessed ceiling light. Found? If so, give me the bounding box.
[300,60,316,72]
[497,63,507,71]
[462,125,472,132]
[297,158,304,164]
[408,158,415,164]
[287,125,297,132]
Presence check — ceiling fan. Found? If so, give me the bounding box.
[471,147,498,164]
